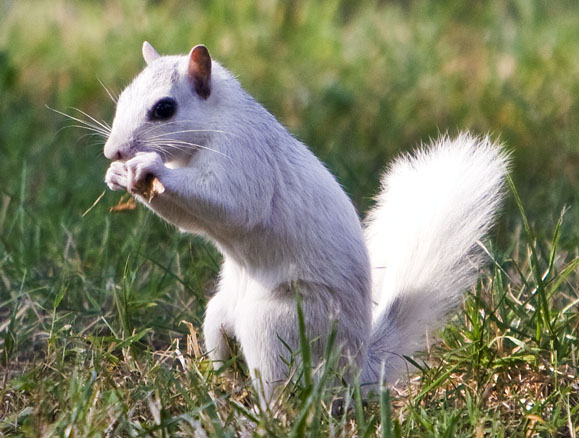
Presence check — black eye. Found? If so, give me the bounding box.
[150,98,176,120]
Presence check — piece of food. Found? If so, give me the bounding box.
[130,174,165,203]
[109,195,138,212]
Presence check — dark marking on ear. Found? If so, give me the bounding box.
[188,45,212,99]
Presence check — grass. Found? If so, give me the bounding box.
[0,0,578,436]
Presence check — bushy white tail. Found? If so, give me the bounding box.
[361,134,509,383]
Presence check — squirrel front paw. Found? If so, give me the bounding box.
[125,152,165,193]
[105,152,166,194]
[105,161,129,191]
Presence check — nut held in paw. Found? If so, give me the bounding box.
[130,174,165,202]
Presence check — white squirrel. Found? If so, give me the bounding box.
[104,42,509,404]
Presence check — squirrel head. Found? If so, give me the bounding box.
[104,42,215,162]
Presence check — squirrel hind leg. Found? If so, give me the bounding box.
[235,286,369,408]
[203,291,236,368]
[235,295,300,407]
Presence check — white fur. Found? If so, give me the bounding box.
[142,41,161,65]
[103,44,509,404]
[361,134,509,383]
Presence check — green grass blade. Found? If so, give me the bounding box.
[508,175,560,350]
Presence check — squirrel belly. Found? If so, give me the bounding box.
[103,43,509,403]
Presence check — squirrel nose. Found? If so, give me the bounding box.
[104,138,128,161]
[103,139,117,160]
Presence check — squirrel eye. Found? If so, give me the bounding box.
[150,98,176,120]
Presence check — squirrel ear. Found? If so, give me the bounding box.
[142,41,160,65]
[188,45,212,99]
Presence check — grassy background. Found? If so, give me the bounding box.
[0,0,577,436]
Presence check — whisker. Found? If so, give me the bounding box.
[55,124,100,137]
[144,138,229,158]
[144,142,190,153]
[145,143,196,157]
[146,119,224,128]
[167,142,229,158]
[140,120,227,138]
[70,107,112,133]
[150,139,207,149]
[97,76,119,104]
[146,129,227,141]
[54,124,107,149]
[46,106,111,137]
[78,132,107,143]
[67,124,109,137]
[142,144,184,160]
[138,123,180,138]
